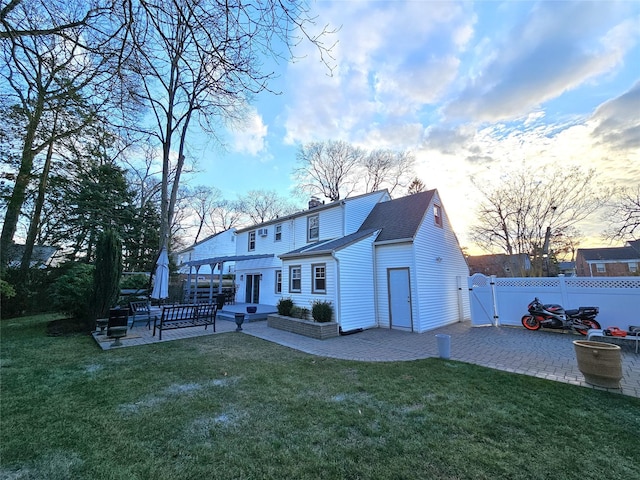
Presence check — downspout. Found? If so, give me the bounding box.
[331,252,341,327]
[371,235,380,328]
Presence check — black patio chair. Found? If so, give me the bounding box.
[107,308,129,347]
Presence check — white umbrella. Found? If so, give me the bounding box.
[151,248,169,300]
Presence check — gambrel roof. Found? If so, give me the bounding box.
[358,190,436,242]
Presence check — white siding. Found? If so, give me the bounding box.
[234,256,282,305]
[413,193,470,331]
[281,255,336,317]
[374,243,416,329]
[335,236,378,331]
[343,190,390,234]
[178,230,237,274]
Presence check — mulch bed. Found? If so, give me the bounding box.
[46,318,93,336]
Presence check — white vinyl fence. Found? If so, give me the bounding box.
[468,274,640,330]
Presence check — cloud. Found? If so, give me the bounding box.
[284,1,472,144]
[590,80,640,151]
[274,0,640,251]
[445,2,639,122]
[229,108,268,155]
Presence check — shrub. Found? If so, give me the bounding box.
[312,300,333,322]
[290,306,310,320]
[120,273,150,290]
[50,263,95,320]
[277,297,294,316]
[0,279,16,299]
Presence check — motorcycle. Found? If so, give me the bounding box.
[521,297,600,335]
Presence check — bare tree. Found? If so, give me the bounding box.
[210,199,244,233]
[362,149,414,196]
[185,185,223,243]
[238,189,299,225]
[0,0,131,268]
[127,0,335,259]
[293,140,365,201]
[0,0,110,39]
[605,186,640,241]
[470,164,608,276]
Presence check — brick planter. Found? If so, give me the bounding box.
[267,314,339,340]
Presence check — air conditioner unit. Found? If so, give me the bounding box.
[257,228,268,237]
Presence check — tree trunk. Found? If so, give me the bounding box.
[20,113,58,273]
[0,96,44,267]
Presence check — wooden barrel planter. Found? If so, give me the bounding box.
[573,340,622,389]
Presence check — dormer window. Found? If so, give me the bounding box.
[308,214,319,242]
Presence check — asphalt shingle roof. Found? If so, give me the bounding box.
[578,246,640,261]
[358,190,436,242]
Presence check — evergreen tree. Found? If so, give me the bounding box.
[92,229,122,321]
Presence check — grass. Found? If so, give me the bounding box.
[1,314,638,480]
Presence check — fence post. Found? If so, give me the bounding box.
[490,275,499,326]
[559,276,568,306]
[456,276,464,322]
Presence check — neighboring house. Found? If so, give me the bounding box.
[557,261,576,276]
[176,229,237,278]
[466,254,531,277]
[575,240,640,277]
[5,244,57,268]
[233,189,471,333]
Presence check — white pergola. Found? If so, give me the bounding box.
[182,254,274,304]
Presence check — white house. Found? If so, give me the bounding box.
[176,228,237,278]
[232,189,470,333]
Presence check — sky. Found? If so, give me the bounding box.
[190,0,640,253]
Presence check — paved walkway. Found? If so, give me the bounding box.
[94,319,640,398]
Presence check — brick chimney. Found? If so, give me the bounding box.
[308,197,323,209]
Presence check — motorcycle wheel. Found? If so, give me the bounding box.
[521,315,541,331]
[573,319,601,336]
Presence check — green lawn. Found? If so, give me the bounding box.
[1,314,638,480]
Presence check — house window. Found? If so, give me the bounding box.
[312,264,326,293]
[434,204,442,227]
[289,266,301,293]
[629,262,638,273]
[275,270,282,294]
[248,231,256,251]
[595,263,605,273]
[274,224,282,242]
[307,214,319,242]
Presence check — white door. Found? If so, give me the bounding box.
[388,268,412,330]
